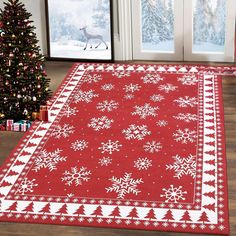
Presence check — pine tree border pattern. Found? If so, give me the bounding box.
[0,63,232,234]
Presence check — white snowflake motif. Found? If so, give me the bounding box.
[98,157,112,166]
[83,73,102,83]
[71,140,88,151]
[132,103,159,119]
[150,94,164,102]
[112,71,131,78]
[178,75,198,85]
[174,96,198,108]
[173,113,198,123]
[101,83,114,91]
[159,83,177,93]
[96,100,119,112]
[17,178,38,195]
[173,128,197,144]
[74,90,99,103]
[157,120,168,127]
[122,124,151,140]
[160,185,187,203]
[123,83,141,93]
[61,166,91,186]
[143,141,162,153]
[141,73,163,84]
[33,149,67,172]
[124,94,134,100]
[88,116,113,131]
[61,105,78,118]
[98,140,122,154]
[134,158,152,170]
[166,154,196,179]
[51,124,75,139]
[106,173,143,199]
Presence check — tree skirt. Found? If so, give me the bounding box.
[0,64,230,235]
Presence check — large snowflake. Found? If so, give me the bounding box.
[61,105,78,118]
[166,154,196,179]
[71,140,88,151]
[122,124,151,140]
[16,178,38,195]
[33,149,67,172]
[61,166,91,186]
[159,83,177,93]
[96,100,119,112]
[178,75,198,85]
[101,83,114,91]
[173,128,197,144]
[160,185,187,203]
[150,94,164,102]
[83,73,102,83]
[174,96,198,108]
[74,90,99,103]
[173,113,198,123]
[141,73,163,84]
[143,140,162,153]
[123,83,141,93]
[132,103,158,119]
[51,124,75,139]
[98,140,122,154]
[88,116,113,131]
[134,158,152,170]
[98,157,112,166]
[106,173,143,199]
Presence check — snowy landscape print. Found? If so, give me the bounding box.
[47,0,112,60]
[141,0,174,52]
[193,0,226,53]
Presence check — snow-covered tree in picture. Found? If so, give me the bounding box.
[92,0,110,29]
[193,0,208,44]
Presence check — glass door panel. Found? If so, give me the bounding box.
[141,0,174,52]
[132,0,184,61]
[193,0,226,53]
[184,0,236,62]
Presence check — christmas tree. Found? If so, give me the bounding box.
[0,0,51,121]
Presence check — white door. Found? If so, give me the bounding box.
[184,0,236,62]
[132,0,184,61]
[131,0,236,62]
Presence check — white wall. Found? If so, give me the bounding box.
[0,0,48,55]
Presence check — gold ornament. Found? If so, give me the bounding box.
[32,112,39,120]
[0,113,5,119]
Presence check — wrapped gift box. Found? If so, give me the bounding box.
[39,105,48,121]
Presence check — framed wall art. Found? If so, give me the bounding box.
[45,0,113,61]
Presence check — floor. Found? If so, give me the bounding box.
[0,61,235,236]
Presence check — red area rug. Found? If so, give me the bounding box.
[0,63,231,234]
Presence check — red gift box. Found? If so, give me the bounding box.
[7,119,14,126]
[39,105,48,122]
[0,125,6,131]
[6,125,13,131]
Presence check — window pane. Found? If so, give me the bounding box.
[141,0,174,52]
[193,0,226,53]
